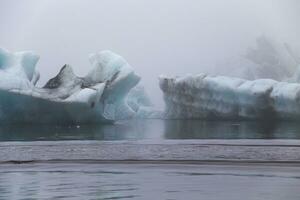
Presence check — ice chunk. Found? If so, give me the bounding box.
[0,48,40,92]
[87,51,125,82]
[124,84,163,119]
[0,48,141,124]
[159,74,300,120]
[126,85,152,112]
[103,84,160,120]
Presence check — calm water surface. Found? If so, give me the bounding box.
[1,119,300,199]
[0,119,300,141]
[1,163,300,200]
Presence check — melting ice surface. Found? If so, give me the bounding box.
[158,36,300,120]
[159,74,300,120]
[0,48,154,124]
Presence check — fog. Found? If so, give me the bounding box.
[0,0,299,107]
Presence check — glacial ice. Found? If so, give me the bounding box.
[0,48,150,124]
[125,85,163,118]
[158,36,300,120]
[4,44,300,123]
[159,74,300,120]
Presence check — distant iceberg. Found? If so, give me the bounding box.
[159,74,300,120]
[158,37,300,120]
[0,48,152,124]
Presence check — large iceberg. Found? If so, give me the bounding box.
[158,36,300,120]
[0,48,147,124]
[159,74,300,120]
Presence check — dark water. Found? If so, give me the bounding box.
[0,119,300,141]
[1,119,300,199]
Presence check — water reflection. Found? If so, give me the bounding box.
[163,120,279,139]
[0,119,300,141]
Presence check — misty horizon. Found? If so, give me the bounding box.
[1,0,300,107]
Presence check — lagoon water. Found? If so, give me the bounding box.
[1,163,300,200]
[0,119,300,141]
[1,119,300,199]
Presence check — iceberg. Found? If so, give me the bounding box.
[159,74,300,120]
[0,48,143,124]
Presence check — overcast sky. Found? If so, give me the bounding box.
[0,0,299,107]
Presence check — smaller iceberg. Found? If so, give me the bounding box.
[159,74,300,120]
[0,48,148,124]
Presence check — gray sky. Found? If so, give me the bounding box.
[0,0,299,107]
